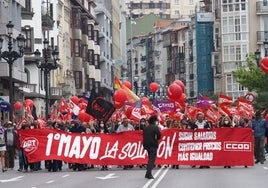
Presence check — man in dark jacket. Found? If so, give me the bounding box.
[143,115,161,179]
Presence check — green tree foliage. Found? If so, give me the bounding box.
[233,53,268,93]
[233,53,268,110]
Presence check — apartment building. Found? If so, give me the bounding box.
[0,0,27,120]
[123,0,199,19]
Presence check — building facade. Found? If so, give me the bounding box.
[0,0,27,120]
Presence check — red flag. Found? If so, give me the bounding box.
[204,107,221,125]
[185,105,201,120]
[218,94,233,106]
[58,97,69,113]
[237,97,254,119]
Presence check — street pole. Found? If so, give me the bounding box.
[34,38,59,120]
[44,70,49,120]
[0,21,25,123]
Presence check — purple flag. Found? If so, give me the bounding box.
[152,100,175,113]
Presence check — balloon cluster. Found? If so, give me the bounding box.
[166,80,186,103]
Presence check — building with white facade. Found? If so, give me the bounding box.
[0,0,27,121]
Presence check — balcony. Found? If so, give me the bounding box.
[257,31,268,43]
[42,14,55,30]
[24,84,37,93]
[256,1,268,15]
[50,87,62,99]
[21,7,34,20]
[0,64,27,83]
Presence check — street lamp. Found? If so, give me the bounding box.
[264,39,268,57]
[255,49,261,66]
[133,76,139,95]
[0,21,26,122]
[34,38,59,119]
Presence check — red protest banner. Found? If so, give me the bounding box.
[18,128,254,166]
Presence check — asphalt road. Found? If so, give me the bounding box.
[0,158,268,188]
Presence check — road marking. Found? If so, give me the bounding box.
[0,176,24,183]
[151,167,170,188]
[62,174,70,178]
[142,166,164,188]
[46,180,55,184]
[263,167,268,170]
[96,173,119,180]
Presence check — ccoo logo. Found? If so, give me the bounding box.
[22,137,39,154]
[224,141,251,152]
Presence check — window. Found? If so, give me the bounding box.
[82,45,88,61]
[74,71,82,89]
[222,17,227,33]
[235,16,240,40]
[74,39,81,57]
[72,8,81,28]
[94,30,99,45]
[222,5,227,12]
[189,0,193,5]
[88,49,94,65]
[22,0,32,12]
[22,27,33,53]
[175,0,180,4]
[94,54,100,69]
[236,45,241,61]
[226,74,233,92]
[88,24,94,40]
[234,4,239,11]
[175,10,180,16]
[81,17,88,35]
[223,46,229,62]
[230,46,235,61]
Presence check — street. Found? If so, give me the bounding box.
[0,157,268,188]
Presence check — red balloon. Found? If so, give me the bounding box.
[24,99,34,109]
[265,114,268,122]
[114,100,124,109]
[70,96,79,104]
[173,80,185,92]
[260,57,268,73]
[166,83,183,101]
[123,81,132,90]
[141,97,150,105]
[149,82,159,92]
[14,101,22,110]
[78,110,94,122]
[114,89,127,103]
[177,93,186,102]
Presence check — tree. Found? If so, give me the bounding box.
[233,53,268,110]
[233,53,268,93]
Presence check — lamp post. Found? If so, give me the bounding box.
[255,49,261,66]
[0,21,26,122]
[264,39,268,57]
[133,76,139,95]
[34,39,59,119]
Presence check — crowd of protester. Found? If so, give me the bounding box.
[0,110,267,173]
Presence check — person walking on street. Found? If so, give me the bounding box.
[0,121,7,172]
[143,115,161,179]
[252,111,267,164]
[4,121,16,169]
